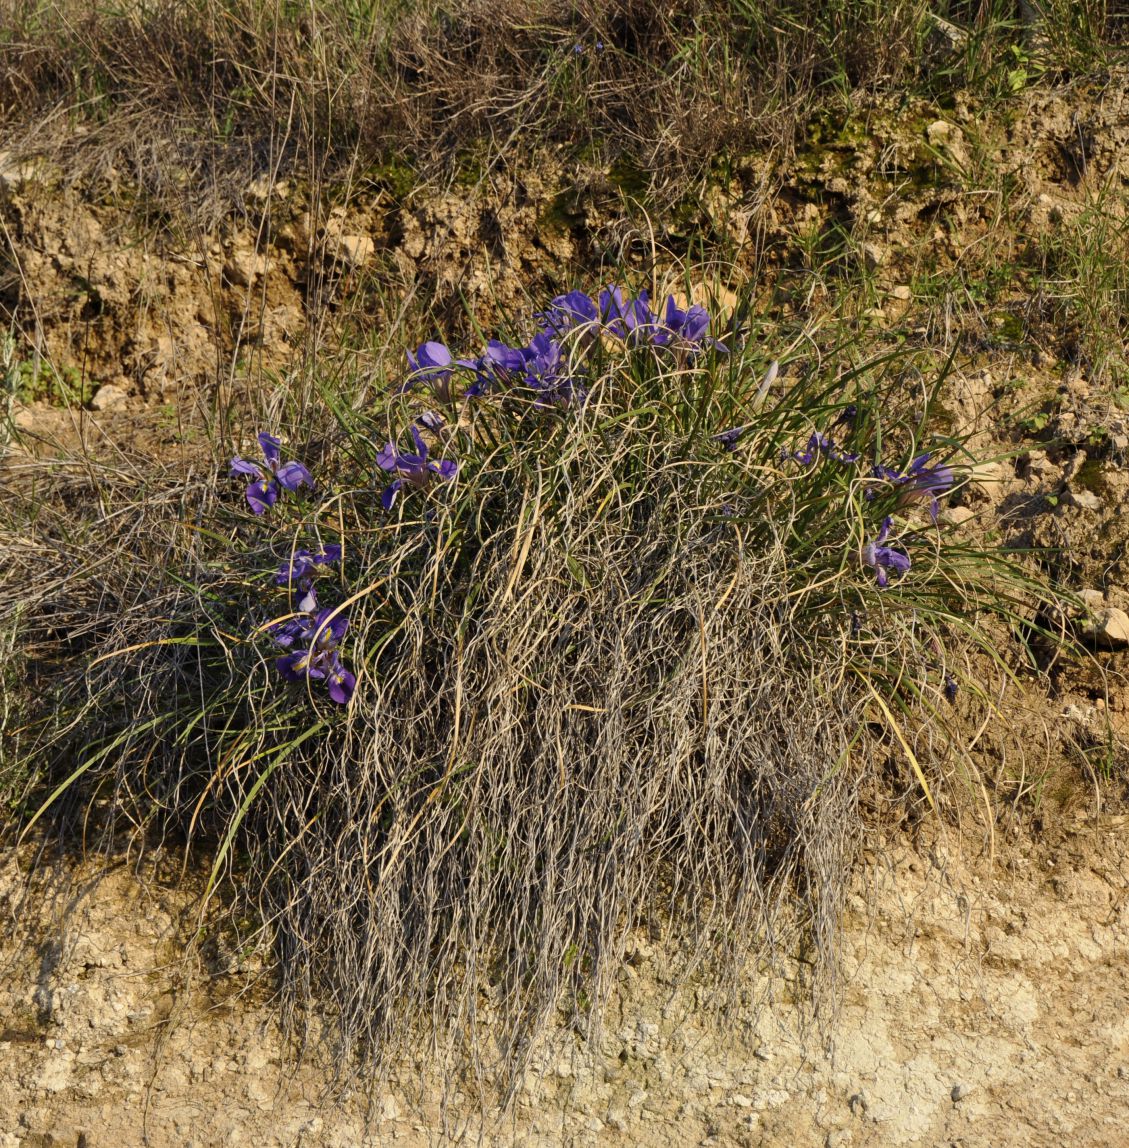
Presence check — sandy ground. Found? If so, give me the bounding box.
[1,813,1126,1148]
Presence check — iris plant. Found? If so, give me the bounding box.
[376,426,458,510]
[230,432,314,514]
[275,544,341,590]
[870,453,955,520]
[270,587,355,704]
[862,516,911,588]
[788,431,860,466]
[896,453,955,520]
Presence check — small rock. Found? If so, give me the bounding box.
[753,1046,773,1061]
[1084,607,1129,648]
[729,1093,753,1108]
[951,1082,971,1102]
[1079,588,1105,610]
[889,284,912,301]
[1025,449,1050,475]
[0,149,41,188]
[827,1131,853,1148]
[1065,487,1102,512]
[969,460,1006,493]
[246,174,289,201]
[939,506,975,527]
[926,120,969,167]
[380,1095,400,1121]
[90,384,129,411]
[926,120,956,145]
[334,234,375,269]
[223,249,269,287]
[861,242,886,270]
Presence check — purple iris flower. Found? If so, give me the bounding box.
[896,453,955,521]
[274,544,341,589]
[714,424,749,452]
[861,516,911,589]
[789,432,860,466]
[599,286,657,343]
[461,339,529,397]
[538,290,599,336]
[869,453,954,519]
[656,296,726,352]
[522,331,586,406]
[407,341,455,380]
[266,585,319,648]
[274,602,355,704]
[403,340,477,402]
[376,426,457,510]
[230,432,314,514]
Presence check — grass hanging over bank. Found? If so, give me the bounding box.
[0,278,1064,1076]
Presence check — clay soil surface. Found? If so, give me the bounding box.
[1,820,1128,1147]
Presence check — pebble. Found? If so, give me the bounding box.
[223,249,269,288]
[969,460,1006,493]
[334,234,375,269]
[90,383,129,411]
[1084,607,1129,648]
[951,1082,971,1102]
[1079,588,1106,609]
[1065,487,1102,512]
[889,284,912,301]
[939,506,975,527]
[861,242,886,269]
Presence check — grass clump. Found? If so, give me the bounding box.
[1,279,1058,1079]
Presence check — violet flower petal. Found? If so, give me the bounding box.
[246,478,280,515]
[276,460,314,492]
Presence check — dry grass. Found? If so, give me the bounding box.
[1,0,1123,228]
[0,294,1067,1088]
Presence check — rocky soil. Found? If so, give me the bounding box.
[1,817,1127,1147]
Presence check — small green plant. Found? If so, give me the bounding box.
[1038,180,1129,383]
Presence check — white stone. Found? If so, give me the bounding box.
[334,234,375,269]
[223,249,269,287]
[1086,607,1129,648]
[90,384,129,411]
[1065,487,1101,512]
[861,242,886,269]
[969,460,1006,493]
[939,506,975,527]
